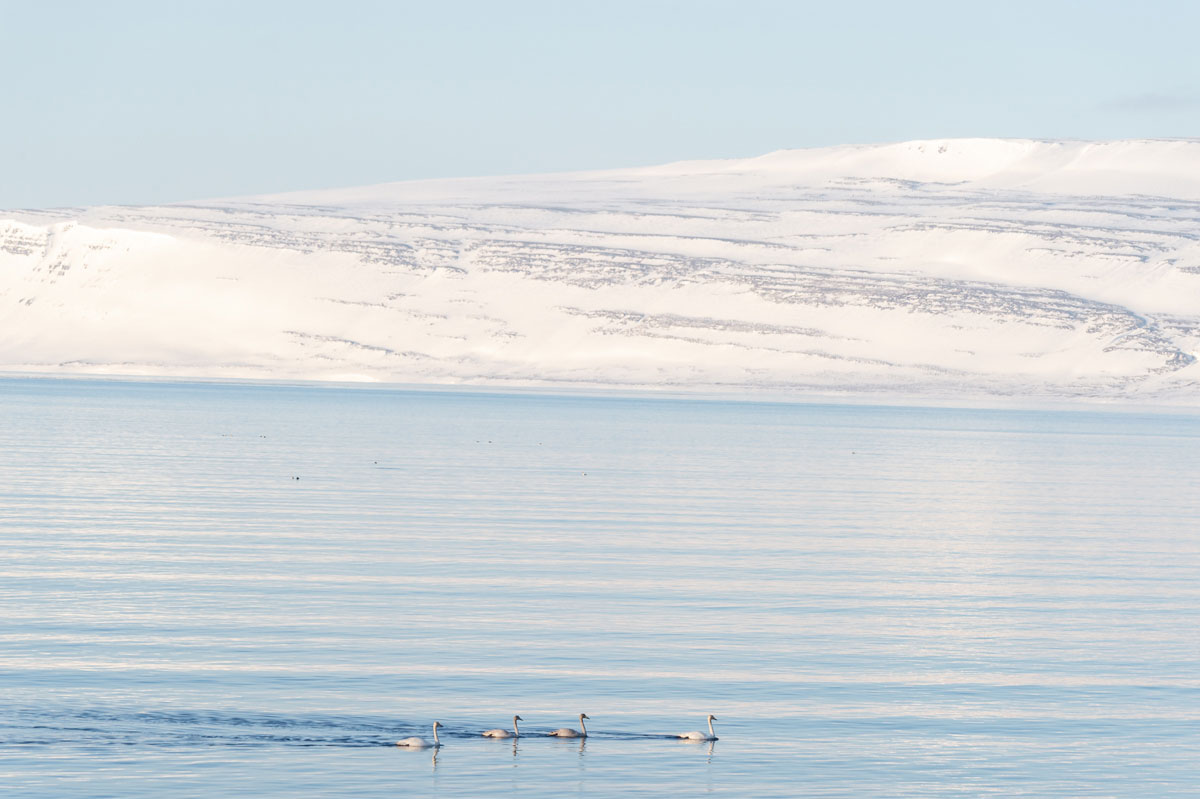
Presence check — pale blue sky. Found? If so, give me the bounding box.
[2,0,1198,208]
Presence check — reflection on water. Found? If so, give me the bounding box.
[678,738,717,760]
[1,378,1198,797]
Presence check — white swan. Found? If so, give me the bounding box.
[677,714,718,741]
[483,715,522,738]
[548,713,589,738]
[396,721,443,748]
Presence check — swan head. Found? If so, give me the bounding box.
[708,714,717,721]
[433,721,443,729]
[514,715,523,721]
[580,713,590,719]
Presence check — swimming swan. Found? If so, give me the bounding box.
[483,715,522,738]
[548,713,589,738]
[397,721,443,748]
[677,714,718,741]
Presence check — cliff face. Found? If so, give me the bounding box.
[4,138,1200,404]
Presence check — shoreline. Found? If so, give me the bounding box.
[5,369,1199,418]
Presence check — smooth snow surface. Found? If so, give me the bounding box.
[4,138,1200,403]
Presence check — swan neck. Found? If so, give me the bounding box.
[579,715,587,736]
[708,717,715,736]
[513,717,520,736]
[433,724,440,744]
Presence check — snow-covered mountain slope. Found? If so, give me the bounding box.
[4,138,1200,404]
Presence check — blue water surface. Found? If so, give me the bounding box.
[1,378,1197,797]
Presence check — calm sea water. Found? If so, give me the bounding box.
[1,378,1197,797]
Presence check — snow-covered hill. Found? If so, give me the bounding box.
[4,138,1200,404]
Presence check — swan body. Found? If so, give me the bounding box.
[548,713,589,738]
[397,721,443,748]
[677,714,718,741]
[483,715,522,738]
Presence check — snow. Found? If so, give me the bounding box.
[3,138,1200,405]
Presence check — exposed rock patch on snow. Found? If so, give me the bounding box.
[4,138,1200,404]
